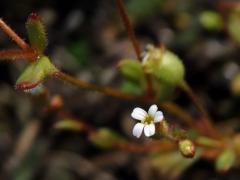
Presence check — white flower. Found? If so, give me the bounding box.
[131,104,164,138]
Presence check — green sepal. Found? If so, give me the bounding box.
[215,149,236,172]
[152,78,176,101]
[119,59,146,84]
[121,80,144,95]
[149,149,201,179]
[16,56,57,90]
[26,13,48,54]
[89,128,125,149]
[119,59,146,95]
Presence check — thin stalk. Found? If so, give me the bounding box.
[0,49,37,61]
[53,70,195,127]
[218,2,240,10]
[116,0,141,60]
[53,71,138,101]
[115,0,154,98]
[0,19,29,50]
[180,81,221,138]
[160,102,195,127]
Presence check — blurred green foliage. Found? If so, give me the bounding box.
[127,0,165,21]
[215,149,236,172]
[228,8,240,44]
[67,40,90,67]
[199,11,223,31]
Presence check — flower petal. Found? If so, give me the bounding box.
[144,124,155,137]
[132,123,144,138]
[148,104,158,117]
[131,107,147,121]
[154,111,164,123]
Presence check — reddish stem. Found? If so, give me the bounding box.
[0,19,29,50]
[180,81,221,139]
[218,2,240,11]
[116,0,142,61]
[115,0,154,98]
[0,49,37,61]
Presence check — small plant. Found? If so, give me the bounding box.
[1,0,240,179]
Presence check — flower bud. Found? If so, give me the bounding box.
[178,139,195,158]
[26,13,47,54]
[49,95,63,110]
[215,149,236,173]
[16,56,57,91]
[143,46,185,86]
[119,59,145,85]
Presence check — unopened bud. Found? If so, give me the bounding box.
[50,95,63,109]
[179,139,195,158]
[16,56,57,91]
[143,45,185,86]
[26,13,47,54]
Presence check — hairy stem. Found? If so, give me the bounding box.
[0,49,37,61]
[0,19,29,50]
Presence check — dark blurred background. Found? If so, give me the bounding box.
[1,0,240,179]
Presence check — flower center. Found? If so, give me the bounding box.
[143,115,153,124]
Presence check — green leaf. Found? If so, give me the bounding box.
[119,59,145,83]
[152,78,176,101]
[149,149,201,179]
[68,40,90,67]
[121,80,144,95]
[127,0,165,22]
[16,56,57,90]
[215,149,236,172]
[26,13,47,54]
[119,59,146,94]
[196,136,222,147]
[89,128,125,149]
[54,119,84,131]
